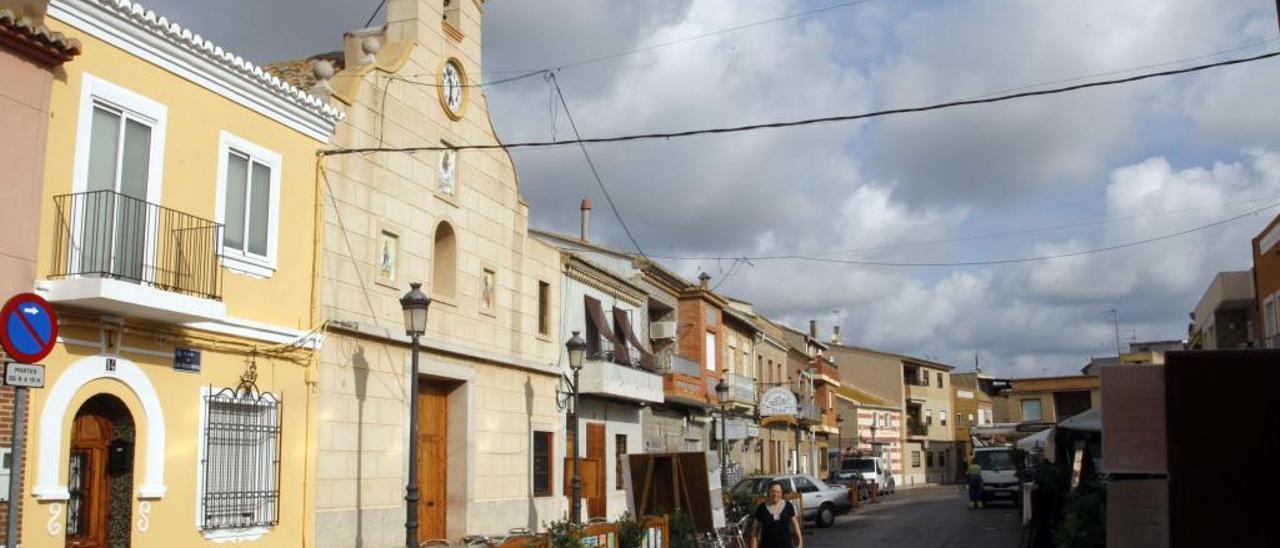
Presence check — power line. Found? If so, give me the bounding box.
[550,73,647,257]
[788,195,1280,258]
[362,0,386,29]
[651,199,1280,268]
[320,49,1280,156]
[485,0,884,75]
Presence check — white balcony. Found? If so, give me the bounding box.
[727,371,755,405]
[579,357,664,404]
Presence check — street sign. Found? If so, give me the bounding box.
[4,362,45,388]
[759,386,798,417]
[0,293,59,364]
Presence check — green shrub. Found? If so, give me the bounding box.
[616,512,646,548]
[1054,480,1106,548]
[668,509,696,548]
[543,515,585,548]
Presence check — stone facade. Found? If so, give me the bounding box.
[308,0,566,544]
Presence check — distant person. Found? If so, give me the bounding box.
[750,481,803,548]
[965,459,984,509]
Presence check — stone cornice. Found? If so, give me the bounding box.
[564,255,646,308]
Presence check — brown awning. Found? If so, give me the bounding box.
[584,296,624,360]
[613,307,654,370]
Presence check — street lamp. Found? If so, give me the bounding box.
[715,376,729,489]
[565,331,587,524]
[400,282,431,548]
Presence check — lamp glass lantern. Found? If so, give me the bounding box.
[400,282,431,336]
[715,376,729,404]
[566,331,587,370]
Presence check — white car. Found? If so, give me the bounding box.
[732,474,852,528]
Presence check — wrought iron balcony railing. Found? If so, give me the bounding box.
[656,352,703,378]
[907,415,928,436]
[51,190,224,300]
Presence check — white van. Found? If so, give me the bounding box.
[836,456,895,495]
[973,447,1020,506]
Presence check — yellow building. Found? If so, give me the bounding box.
[21,0,341,546]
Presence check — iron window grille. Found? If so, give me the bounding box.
[200,377,282,531]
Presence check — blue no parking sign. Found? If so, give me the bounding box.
[0,293,59,364]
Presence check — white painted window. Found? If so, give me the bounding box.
[727,343,736,373]
[1021,399,1043,422]
[705,331,717,371]
[215,131,281,277]
[939,410,947,426]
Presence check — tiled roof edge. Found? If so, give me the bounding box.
[59,0,345,124]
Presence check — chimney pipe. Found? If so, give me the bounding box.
[832,325,842,345]
[809,319,818,339]
[698,272,711,290]
[579,197,592,241]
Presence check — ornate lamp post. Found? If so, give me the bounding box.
[715,376,730,489]
[565,331,587,524]
[400,282,431,548]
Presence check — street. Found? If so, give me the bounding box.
[803,486,1024,548]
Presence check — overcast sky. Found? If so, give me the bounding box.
[140,0,1280,377]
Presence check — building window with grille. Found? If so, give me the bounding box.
[200,387,282,533]
[532,431,552,497]
[912,451,921,467]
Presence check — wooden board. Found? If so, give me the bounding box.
[418,381,450,541]
[625,452,717,532]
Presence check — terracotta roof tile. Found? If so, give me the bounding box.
[0,8,80,64]
[263,51,344,91]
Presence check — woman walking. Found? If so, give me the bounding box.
[749,481,803,548]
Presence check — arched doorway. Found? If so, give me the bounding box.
[65,394,135,548]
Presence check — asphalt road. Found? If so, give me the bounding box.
[801,485,1024,548]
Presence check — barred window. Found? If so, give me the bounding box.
[200,387,281,530]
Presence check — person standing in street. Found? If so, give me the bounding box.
[751,481,804,548]
[965,460,985,509]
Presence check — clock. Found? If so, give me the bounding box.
[439,58,467,119]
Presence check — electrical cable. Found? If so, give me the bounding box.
[550,73,647,257]
[650,199,1280,267]
[362,0,386,29]
[764,195,1280,259]
[319,49,1280,156]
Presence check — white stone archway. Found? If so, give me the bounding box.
[32,355,167,501]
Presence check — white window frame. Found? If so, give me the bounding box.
[70,75,168,277]
[214,131,282,278]
[72,74,167,202]
[705,331,717,371]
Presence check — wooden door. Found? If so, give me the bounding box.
[66,413,111,548]
[585,422,607,518]
[417,382,450,542]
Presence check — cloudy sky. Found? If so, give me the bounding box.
[141,0,1280,377]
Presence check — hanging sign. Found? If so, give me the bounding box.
[759,386,798,417]
[0,293,59,365]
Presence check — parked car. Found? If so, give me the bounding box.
[838,455,896,495]
[973,446,1021,507]
[731,474,852,528]
[828,469,871,501]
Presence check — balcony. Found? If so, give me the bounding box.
[657,353,709,407]
[907,415,928,438]
[796,402,821,423]
[44,191,226,322]
[580,349,663,404]
[726,371,755,406]
[816,361,839,385]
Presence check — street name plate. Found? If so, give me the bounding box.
[4,362,45,388]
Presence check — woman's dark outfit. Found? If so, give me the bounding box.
[754,500,797,548]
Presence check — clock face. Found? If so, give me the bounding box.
[442,60,464,115]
